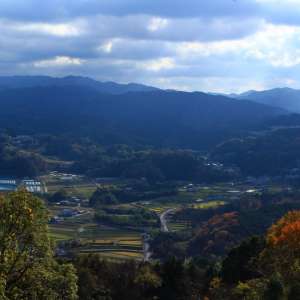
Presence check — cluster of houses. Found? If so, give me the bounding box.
[23,179,46,193]
[0,179,17,191]
[0,178,46,193]
[49,171,82,181]
[178,181,263,204]
[50,208,86,224]
[55,196,85,206]
[179,183,203,193]
[11,135,37,147]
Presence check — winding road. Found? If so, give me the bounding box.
[143,234,151,262]
[160,208,177,233]
[143,208,177,261]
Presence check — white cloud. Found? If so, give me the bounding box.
[242,24,300,67]
[174,23,300,67]
[99,41,114,53]
[141,57,175,72]
[147,17,168,32]
[2,0,300,93]
[34,56,85,67]
[0,19,83,37]
[21,23,82,37]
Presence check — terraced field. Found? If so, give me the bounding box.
[50,219,144,260]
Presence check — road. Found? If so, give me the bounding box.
[160,208,176,233]
[143,208,176,261]
[143,233,152,262]
[143,208,177,261]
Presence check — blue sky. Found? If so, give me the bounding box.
[1,0,300,93]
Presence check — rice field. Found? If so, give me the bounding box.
[41,174,98,198]
[191,201,226,209]
[46,182,97,198]
[50,221,144,260]
[137,203,179,214]
[46,180,252,260]
[83,251,143,261]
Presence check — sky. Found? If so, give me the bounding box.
[2,0,300,93]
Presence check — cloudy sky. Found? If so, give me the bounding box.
[2,0,300,93]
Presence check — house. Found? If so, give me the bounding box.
[195,199,204,202]
[22,180,42,193]
[0,178,17,191]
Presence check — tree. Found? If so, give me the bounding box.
[267,210,300,252]
[211,210,300,299]
[0,190,78,299]
[89,188,118,207]
[263,275,284,300]
[49,188,69,203]
[259,211,300,297]
[262,210,300,279]
[221,236,265,284]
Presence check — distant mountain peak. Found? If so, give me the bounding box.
[233,87,300,113]
[0,75,160,95]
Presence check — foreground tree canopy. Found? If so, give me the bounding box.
[210,210,300,299]
[0,190,77,299]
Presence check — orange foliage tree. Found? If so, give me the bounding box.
[267,210,300,252]
[262,210,300,280]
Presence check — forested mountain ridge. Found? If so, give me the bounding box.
[0,75,160,94]
[0,85,285,150]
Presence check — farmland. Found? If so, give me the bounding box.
[50,219,144,261]
[41,174,98,198]
[43,174,279,261]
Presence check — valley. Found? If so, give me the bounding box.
[11,168,293,262]
[0,76,300,298]
[2,0,300,297]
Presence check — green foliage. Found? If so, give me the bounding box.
[94,206,158,228]
[0,190,78,299]
[212,128,300,177]
[288,282,300,300]
[48,188,69,203]
[75,255,206,300]
[263,275,285,300]
[151,232,188,260]
[0,140,46,177]
[231,279,266,300]
[0,130,236,184]
[221,236,265,284]
[90,188,118,207]
[210,210,300,299]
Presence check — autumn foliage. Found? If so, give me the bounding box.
[267,210,300,252]
[209,210,300,299]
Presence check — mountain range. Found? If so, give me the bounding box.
[0,75,159,95]
[2,75,300,113]
[0,75,288,150]
[232,87,300,113]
